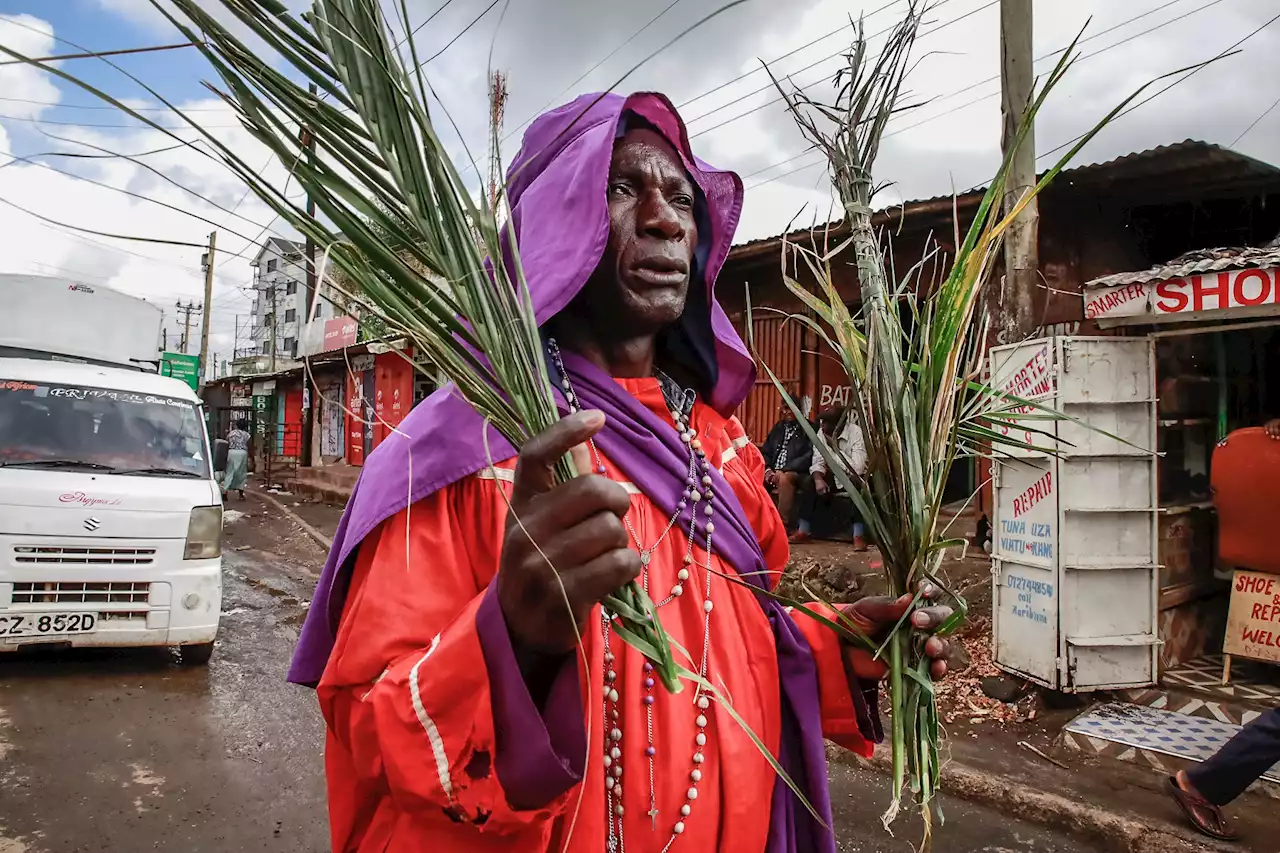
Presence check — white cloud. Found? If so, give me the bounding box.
[0,14,62,120]
[3,0,1279,359]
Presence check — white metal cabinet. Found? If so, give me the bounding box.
[990,336,1159,692]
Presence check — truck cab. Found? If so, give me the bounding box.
[0,275,223,663]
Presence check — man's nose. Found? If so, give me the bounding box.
[638,191,683,239]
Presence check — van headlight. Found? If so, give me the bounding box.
[184,505,223,559]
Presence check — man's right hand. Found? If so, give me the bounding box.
[1267,419,1280,440]
[497,410,641,655]
[765,469,778,488]
[814,472,830,496]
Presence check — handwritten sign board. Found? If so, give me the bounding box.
[991,340,1054,456]
[1224,569,1280,664]
[1084,266,1280,324]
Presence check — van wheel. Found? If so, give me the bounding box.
[178,642,215,665]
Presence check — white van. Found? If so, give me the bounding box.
[0,276,222,664]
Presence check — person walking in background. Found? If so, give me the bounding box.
[1168,414,1280,841]
[762,402,812,530]
[1168,708,1280,841]
[790,407,869,550]
[222,419,250,502]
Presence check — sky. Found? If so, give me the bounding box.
[1,0,1279,370]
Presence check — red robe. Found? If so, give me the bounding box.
[317,378,872,852]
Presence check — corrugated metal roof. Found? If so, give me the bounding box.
[1086,245,1280,288]
[731,140,1280,258]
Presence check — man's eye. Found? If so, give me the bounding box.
[672,194,694,208]
[608,183,632,197]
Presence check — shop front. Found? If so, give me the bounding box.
[992,246,1280,781]
[1081,249,1280,678]
[341,347,420,466]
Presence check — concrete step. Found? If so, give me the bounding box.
[290,464,359,503]
[1061,701,1280,800]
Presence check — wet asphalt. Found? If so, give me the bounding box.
[0,506,1102,853]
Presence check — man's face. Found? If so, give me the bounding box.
[579,128,699,335]
[778,406,795,424]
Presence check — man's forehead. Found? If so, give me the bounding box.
[612,128,690,175]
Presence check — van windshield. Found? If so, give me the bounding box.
[0,379,209,478]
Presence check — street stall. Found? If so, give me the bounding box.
[1078,245,1280,680]
[988,335,1160,693]
[989,246,1280,782]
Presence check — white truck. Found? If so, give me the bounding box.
[0,274,223,664]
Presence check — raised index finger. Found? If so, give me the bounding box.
[511,410,606,504]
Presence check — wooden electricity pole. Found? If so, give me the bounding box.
[197,230,217,391]
[303,82,319,321]
[176,300,201,354]
[269,286,278,372]
[999,0,1039,343]
[302,82,319,467]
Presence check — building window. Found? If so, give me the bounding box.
[285,308,296,323]
[285,281,297,295]
[284,337,297,358]
[261,340,270,355]
[266,259,278,273]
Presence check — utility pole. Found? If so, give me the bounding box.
[487,70,509,216]
[175,300,202,354]
[303,82,319,320]
[302,82,319,468]
[269,286,278,372]
[999,0,1039,343]
[197,230,217,390]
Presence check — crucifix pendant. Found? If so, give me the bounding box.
[648,807,659,829]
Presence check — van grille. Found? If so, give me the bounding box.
[11,582,152,605]
[13,546,155,565]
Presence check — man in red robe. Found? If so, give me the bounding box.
[290,92,951,853]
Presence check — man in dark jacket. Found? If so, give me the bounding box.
[762,402,813,530]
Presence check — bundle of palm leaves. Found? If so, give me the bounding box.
[0,0,688,691]
[757,3,1198,848]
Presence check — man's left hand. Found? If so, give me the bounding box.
[839,582,953,682]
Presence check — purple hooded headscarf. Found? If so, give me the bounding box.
[288,92,840,853]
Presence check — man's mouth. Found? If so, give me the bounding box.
[631,257,689,287]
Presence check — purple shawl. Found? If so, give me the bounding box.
[288,92,837,853]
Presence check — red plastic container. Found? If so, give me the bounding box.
[1212,427,1280,575]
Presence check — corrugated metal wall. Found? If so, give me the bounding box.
[736,315,803,445]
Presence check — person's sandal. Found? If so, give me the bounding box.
[1167,776,1240,841]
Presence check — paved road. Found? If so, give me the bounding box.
[0,510,329,853]
[828,761,1105,852]
[0,505,1102,853]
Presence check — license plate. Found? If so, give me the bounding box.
[0,612,97,637]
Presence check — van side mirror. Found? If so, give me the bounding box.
[213,439,229,473]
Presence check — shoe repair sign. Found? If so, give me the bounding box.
[1084,265,1280,325]
[1224,569,1280,663]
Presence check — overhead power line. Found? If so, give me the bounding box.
[0,42,195,67]
[677,0,906,111]
[0,94,243,113]
[0,195,208,248]
[0,146,274,245]
[1232,92,1280,147]
[0,111,235,130]
[506,0,691,141]
[689,0,998,140]
[744,0,1233,190]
